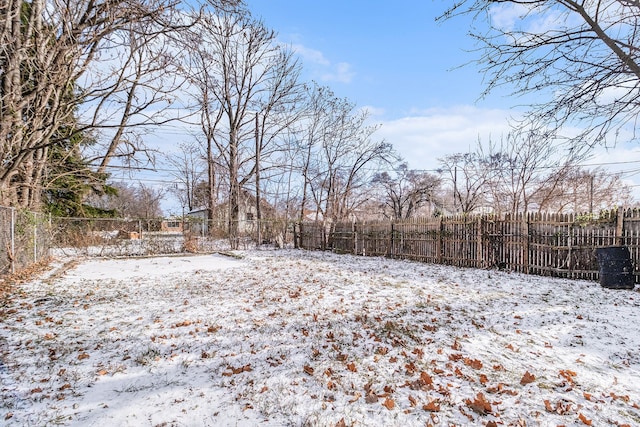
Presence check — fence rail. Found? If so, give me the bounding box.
[4,204,640,284]
[297,209,640,283]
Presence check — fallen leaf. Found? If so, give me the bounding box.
[78,353,90,360]
[97,369,108,376]
[303,365,314,375]
[349,392,361,403]
[466,392,492,415]
[520,371,536,385]
[408,394,417,407]
[559,369,577,384]
[464,358,483,369]
[578,413,592,426]
[347,362,357,372]
[335,419,346,427]
[423,399,441,412]
[382,397,395,410]
[365,392,378,404]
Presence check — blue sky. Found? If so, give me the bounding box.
[246,0,493,118]
[242,0,640,186]
[242,1,530,170]
[134,1,640,213]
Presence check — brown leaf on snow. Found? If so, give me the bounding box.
[382,397,395,410]
[334,419,347,427]
[559,369,577,385]
[479,374,489,384]
[578,413,592,426]
[583,392,592,401]
[224,364,252,376]
[365,392,378,404]
[347,362,357,372]
[423,399,441,412]
[78,352,90,360]
[97,369,108,376]
[464,358,483,370]
[349,392,362,403]
[408,394,418,407]
[544,399,553,412]
[303,365,314,375]
[466,392,492,415]
[520,371,536,385]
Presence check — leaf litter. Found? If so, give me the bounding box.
[1,249,640,426]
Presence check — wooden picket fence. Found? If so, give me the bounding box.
[296,209,640,283]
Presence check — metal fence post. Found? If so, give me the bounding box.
[10,207,15,274]
[34,214,37,264]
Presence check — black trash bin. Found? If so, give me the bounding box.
[594,246,636,289]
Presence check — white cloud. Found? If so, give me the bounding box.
[375,106,515,170]
[291,43,331,66]
[290,43,355,84]
[320,62,355,84]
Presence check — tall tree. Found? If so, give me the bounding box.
[373,162,442,220]
[295,84,395,224]
[181,10,301,248]
[440,0,640,149]
[0,0,238,210]
[439,152,491,214]
[0,0,174,208]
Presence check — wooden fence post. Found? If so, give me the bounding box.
[616,207,624,246]
[523,213,530,274]
[390,221,395,259]
[437,216,443,264]
[476,216,483,268]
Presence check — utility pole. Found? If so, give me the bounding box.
[589,174,594,214]
[255,112,261,245]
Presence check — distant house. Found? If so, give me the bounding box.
[185,208,209,236]
[160,218,183,233]
[185,191,276,236]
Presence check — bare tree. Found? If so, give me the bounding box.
[0,0,240,210]
[89,181,164,218]
[535,167,633,213]
[481,131,584,213]
[165,141,206,212]
[0,0,183,209]
[440,0,640,149]
[373,162,442,220]
[438,152,492,214]
[295,86,395,224]
[180,11,302,248]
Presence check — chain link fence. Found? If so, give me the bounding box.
[1,206,298,277]
[0,206,51,275]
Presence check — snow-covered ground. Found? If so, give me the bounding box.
[1,249,640,426]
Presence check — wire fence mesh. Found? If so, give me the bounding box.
[0,206,50,275]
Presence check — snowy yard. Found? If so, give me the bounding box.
[1,249,640,426]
